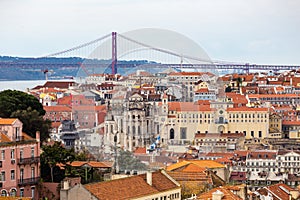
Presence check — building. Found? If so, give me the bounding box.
[60,170,181,200]
[166,160,228,183]
[251,183,300,200]
[197,185,246,200]
[167,72,217,102]
[104,92,160,151]
[194,133,245,152]
[0,118,40,199]
[59,120,79,149]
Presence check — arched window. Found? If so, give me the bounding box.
[1,190,7,197]
[170,128,175,139]
[10,189,16,197]
[219,116,224,123]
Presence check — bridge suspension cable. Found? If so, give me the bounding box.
[118,34,213,64]
[42,33,111,58]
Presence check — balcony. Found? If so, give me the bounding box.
[18,177,40,186]
[18,157,40,165]
[214,120,228,124]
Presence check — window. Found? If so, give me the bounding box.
[20,169,24,181]
[1,150,4,160]
[180,127,187,139]
[20,189,24,197]
[31,187,35,199]
[31,167,35,178]
[1,171,5,181]
[11,170,15,180]
[1,190,7,196]
[10,189,16,197]
[11,149,15,160]
[251,131,254,137]
[19,149,23,160]
[31,147,34,158]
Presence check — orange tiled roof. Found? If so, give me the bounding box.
[168,102,212,112]
[22,132,33,140]
[44,105,72,112]
[255,183,294,200]
[0,133,11,142]
[197,186,242,200]
[282,120,300,125]
[0,118,17,125]
[167,171,212,183]
[166,160,225,172]
[67,161,112,168]
[0,197,32,200]
[248,93,299,98]
[134,147,147,154]
[227,107,268,112]
[195,88,209,93]
[84,170,179,200]
[181,163,206,172]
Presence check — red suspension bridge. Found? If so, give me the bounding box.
[1,31,299,78]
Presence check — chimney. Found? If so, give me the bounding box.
[62,180,70,190]
[212,190,224,200]
[36,131,40,142]
[146,171,152,186]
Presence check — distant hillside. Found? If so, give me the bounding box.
[0,56,155,81]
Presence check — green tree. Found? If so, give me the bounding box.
[117,150,148,171]
[0,90,50,141]
[41,142,76,182]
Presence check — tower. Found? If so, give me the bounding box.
[111,32,117,75]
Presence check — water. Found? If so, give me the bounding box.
[0,79,79,92]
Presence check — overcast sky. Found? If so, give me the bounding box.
[1,0,299,64]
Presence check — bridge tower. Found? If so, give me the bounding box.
[112,32,117,75]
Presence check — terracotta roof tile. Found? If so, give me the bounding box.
[84,170,178,200]
[167,171,212,183]
[166,160,225,171]
[44,105,72,112]
[0,133,11,142]
[168,102,212,112]
[227,107,268,111]
[134,147,147,154]
[0,118,17,125]
[197,187,243,200]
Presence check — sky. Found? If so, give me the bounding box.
[1,0,300,65]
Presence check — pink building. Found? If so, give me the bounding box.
[0,118,40,199]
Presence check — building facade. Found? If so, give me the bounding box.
[0,118,40,199]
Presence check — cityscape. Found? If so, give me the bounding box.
[1,1,300,200]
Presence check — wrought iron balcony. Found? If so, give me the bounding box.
[18,157,40,165]
[18,177,40,186]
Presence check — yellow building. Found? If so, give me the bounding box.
[159,99,270,144]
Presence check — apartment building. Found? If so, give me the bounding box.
[60,170,181,200]
[0,118,40,199]
[167,71,217,102]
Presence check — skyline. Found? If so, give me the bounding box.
[1,0,300,65]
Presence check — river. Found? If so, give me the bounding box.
[0,79,76,92]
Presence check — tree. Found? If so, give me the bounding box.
[117,150,148,171]
[0,90,50,141]
[40,142,76,182]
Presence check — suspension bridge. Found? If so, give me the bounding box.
[1,31,299,80]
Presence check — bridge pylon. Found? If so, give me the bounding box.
[112,32,117,75]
